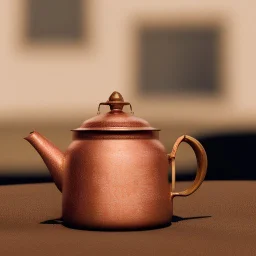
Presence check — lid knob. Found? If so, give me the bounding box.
[108,91,124,102]
[97,91,133,114]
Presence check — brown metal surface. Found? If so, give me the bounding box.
[24,91,208,230]
[63,131,172,230]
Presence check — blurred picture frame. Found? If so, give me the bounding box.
[128,15,229,124]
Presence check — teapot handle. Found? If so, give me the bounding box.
[168,135,208,199]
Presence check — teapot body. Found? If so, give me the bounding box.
[25,92,207,231]
[62,131,172,230]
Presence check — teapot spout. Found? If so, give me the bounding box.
[24,131,64,192]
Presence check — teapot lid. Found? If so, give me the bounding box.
[72,91,160,131]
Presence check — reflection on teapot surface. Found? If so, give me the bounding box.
[25,91,207,231]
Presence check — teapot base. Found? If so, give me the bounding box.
[62,219,172,231]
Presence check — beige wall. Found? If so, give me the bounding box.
[1,0,256,174]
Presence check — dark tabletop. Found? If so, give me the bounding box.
[0,181,255,256]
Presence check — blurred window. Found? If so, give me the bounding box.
[138,26,221,95]
[27,0,83,41]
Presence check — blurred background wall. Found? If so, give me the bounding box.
[1,0,256,178]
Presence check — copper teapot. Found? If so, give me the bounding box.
[25,91,207,230]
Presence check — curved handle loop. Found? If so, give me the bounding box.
[168,135,208,199]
